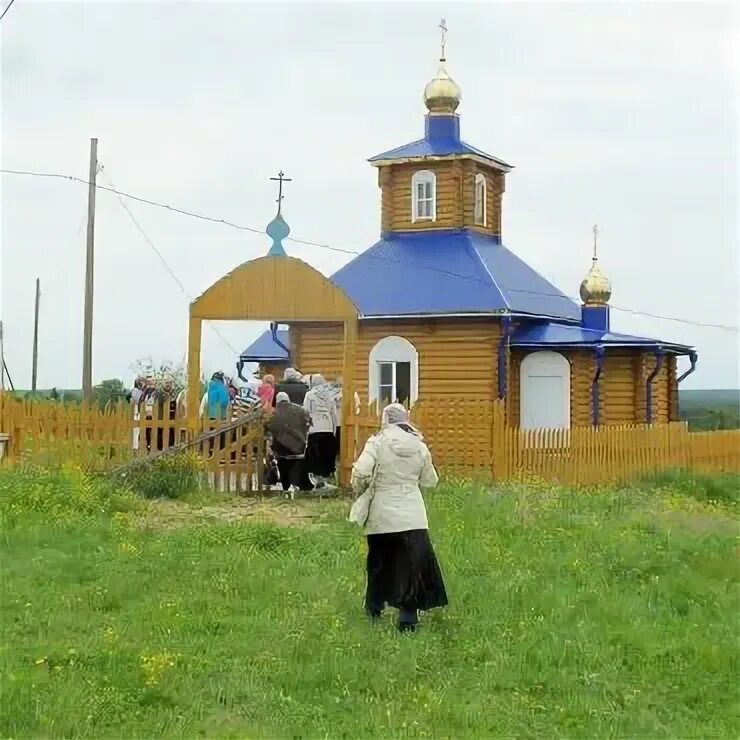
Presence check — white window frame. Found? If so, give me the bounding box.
[377,361,412,405]
[474,173,487,226]
[411,170,436,223]
[368,336,419,406]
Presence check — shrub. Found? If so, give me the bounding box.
[120,452,203,500]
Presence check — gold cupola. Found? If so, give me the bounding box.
[423,19,462,115]
[579,225,612,306]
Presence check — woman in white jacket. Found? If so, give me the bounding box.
[350,403,448,633]
[303,374,338,483]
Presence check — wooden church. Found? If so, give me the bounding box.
[238,30,696,431]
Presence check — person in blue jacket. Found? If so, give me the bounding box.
[206,372,230,456]
[207,372,230,420]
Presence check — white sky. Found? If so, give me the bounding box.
[1,1,738,390]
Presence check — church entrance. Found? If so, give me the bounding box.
[186,254,359,487]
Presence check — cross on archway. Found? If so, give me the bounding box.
[270,170,292,216]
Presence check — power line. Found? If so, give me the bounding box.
[98,168,242,357]
[2,166,738,333]
[0,0,17,22]
[3,357,15,391]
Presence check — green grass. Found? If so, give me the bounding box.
[1,468,739,738]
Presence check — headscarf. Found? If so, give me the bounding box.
[382,403,409,427]
[283,367,302,382]
[275,391,290,404]
[382,403,419,436]
[306,373,335,409]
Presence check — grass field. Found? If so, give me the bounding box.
[1,466,739,738]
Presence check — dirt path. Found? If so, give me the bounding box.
[135,493,348,531]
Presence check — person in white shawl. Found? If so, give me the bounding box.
[350,403,447,633]
[303,374,338,483]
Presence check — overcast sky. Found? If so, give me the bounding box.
[1,1,737,390]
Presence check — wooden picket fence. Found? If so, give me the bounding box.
[353,399,740,485]
[0,395,266,493]
[1,394,738,489]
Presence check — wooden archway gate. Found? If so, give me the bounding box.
[188,255,359,486]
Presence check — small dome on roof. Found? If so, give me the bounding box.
[580,225,612,306]
[580,258,612,306]
[424,60,461,115]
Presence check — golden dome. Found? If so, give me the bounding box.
[424,60,462,115]
[580,257,612,306]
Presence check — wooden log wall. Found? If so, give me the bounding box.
[378,161,505,236]
[600,351,638,425]
[292,323,680,429]
[292,318,502,403]
[569,351,593,426]
[509,347,677,427]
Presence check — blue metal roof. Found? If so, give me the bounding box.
[510,322,693,353]
[368,114,512,170]
[239,329,290,362]
[330,229,580,320]
[369,137,511,168]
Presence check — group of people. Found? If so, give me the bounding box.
[130,376,179,452]
[129,369,447,633]
[201,367,343,491]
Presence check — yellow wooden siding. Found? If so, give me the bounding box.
[629,351,672,425]
[651,355,671,424]
[291,319,502,404]
[509,352,521,426]
[379,161,504,235]
[600,352,638,425]
[293,322,345,380]
[293,327,677,430]
[569,351,592,426]
[667,355,679,422]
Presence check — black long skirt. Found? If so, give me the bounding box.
[365,529,448,613]
[306,432,336,476]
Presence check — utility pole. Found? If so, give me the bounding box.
[82,137,98,402]
[0,320,5,392]
[31,278,40,392]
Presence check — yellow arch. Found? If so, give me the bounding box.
[190,255,358,322]
[187,255,359,485]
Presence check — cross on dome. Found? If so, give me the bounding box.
[424,19,461,115]
[265,169,292,257]
[580,224,612,306]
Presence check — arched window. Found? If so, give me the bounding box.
[520,351,571,430]
[411,170,436,223]
[368,336,419,406]
[474,173,487,226]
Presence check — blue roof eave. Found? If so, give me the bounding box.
[368,139,513,171]
[510,325,694,354]
[239,329,290,363]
